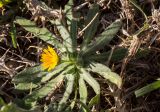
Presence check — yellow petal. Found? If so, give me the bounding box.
[40,46,59,71]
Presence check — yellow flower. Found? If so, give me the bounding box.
[0,0,13,8]
[40,46,59,71]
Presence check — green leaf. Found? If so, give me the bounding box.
[14,17,65,52]
[12,65,42,83]
[134,48,150,59]
[13,99,38,111]
[89,48,128,62]
[10,22,17,48]
[79,75,87,104]
[0,102,40,112]
[58,74,74,111]
[14,71,47,90]
[82,19,122,56]
[15,83,38,90]
[64,0,73,26]
[135,80,160,97]
[88,94,100,108]
[44,102,72,112]
[24,65,74,102]
[41,62,71,82]
[25,74,65,102]
[88,48,150,62]
[52,0,79,53]
[89,48,149,62]
[76,100,90,112]
[44,102,58,112]
[79,76,88,112]
[53,16,79,53]
[0,97,5,105]
[0,103,21,112]
[89,62,111,73]
[52,19,72,52]
[81,3,99,50]
[13,62,71,90]
[80,68,100,94]
[70,18,78,52]
[89,63,122,88]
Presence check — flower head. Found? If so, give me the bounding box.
[40,46,59,71]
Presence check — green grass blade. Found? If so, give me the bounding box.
[14,17,65,52]
[81,68,100,95]
[10,22,17,48]
[88,94,100,108]
[135,80,160,97]
[81,4,99,50]
[58,74,75,111]
[89,63,122,88]
[129,0,148,22]
[82,19,122,56]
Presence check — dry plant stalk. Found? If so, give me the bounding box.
[121,35,142,76]
[152,8,160,27]
[24,0,60,24]
[45,80,64,102]
[120,0,135,20]
[0,49,16,77]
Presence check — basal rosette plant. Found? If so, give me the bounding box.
[12,1,122,111]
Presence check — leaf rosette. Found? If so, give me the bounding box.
[12,1,122,111]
